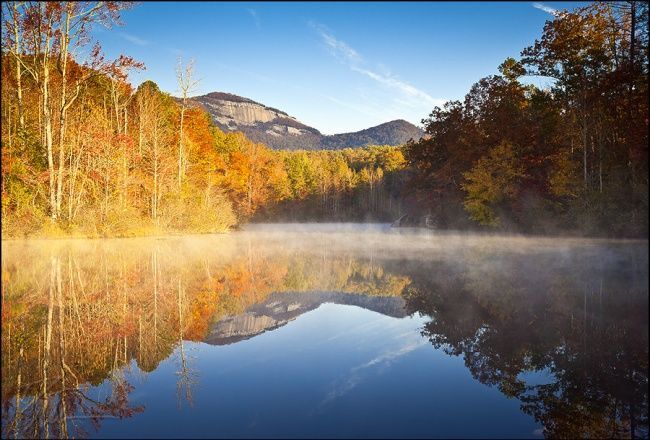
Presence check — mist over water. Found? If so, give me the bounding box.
[2,224,648,438]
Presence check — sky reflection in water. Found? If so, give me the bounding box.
[1,225,648,438]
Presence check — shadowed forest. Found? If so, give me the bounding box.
[1,1,648,238]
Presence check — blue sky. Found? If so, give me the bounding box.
[93,1,587,134]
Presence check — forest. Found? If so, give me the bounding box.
[405,2,648,237]
[1,1,648,238]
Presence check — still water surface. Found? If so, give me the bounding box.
[1,224,648,438]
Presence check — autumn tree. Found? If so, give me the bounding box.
[461,142,527,226]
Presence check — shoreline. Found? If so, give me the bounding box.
[2,222,647,243]
[0,228,235,242]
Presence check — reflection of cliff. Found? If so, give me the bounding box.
[206,291,407,345]
[210,255,410,329]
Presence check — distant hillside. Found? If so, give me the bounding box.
[320,119,423,149]
[190,91,423,150]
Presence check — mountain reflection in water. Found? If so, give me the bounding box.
[206,291,407,345]
[1,225,648,438]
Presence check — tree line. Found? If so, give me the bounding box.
[403,2,648,237]
[1,2,648,238]
[1,2,238,237]
[0,2,410,237]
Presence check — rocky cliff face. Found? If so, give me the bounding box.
[198,92,302,127]
[212,100,279,125]
[191,92,321,150]
[191,91,423,150]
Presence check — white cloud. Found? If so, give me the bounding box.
[532,2,559,16]
[120,32,150,46]
[247,8,261,29]
[351,66,445,108]
[310,22,444,110]
[310,22,362,64]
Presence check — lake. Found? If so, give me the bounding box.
[1,224,648,438]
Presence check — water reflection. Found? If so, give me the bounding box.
[1,228,648,438]
[401,247,649,438]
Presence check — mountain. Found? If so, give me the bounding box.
[320,119,423,149]
[191,91,424,150]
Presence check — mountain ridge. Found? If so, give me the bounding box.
[190,91,424,150]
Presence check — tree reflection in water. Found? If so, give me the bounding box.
[1,255,145,439]
[1,233,647,438]
[402,245,649,438]
[1,235,409,438]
